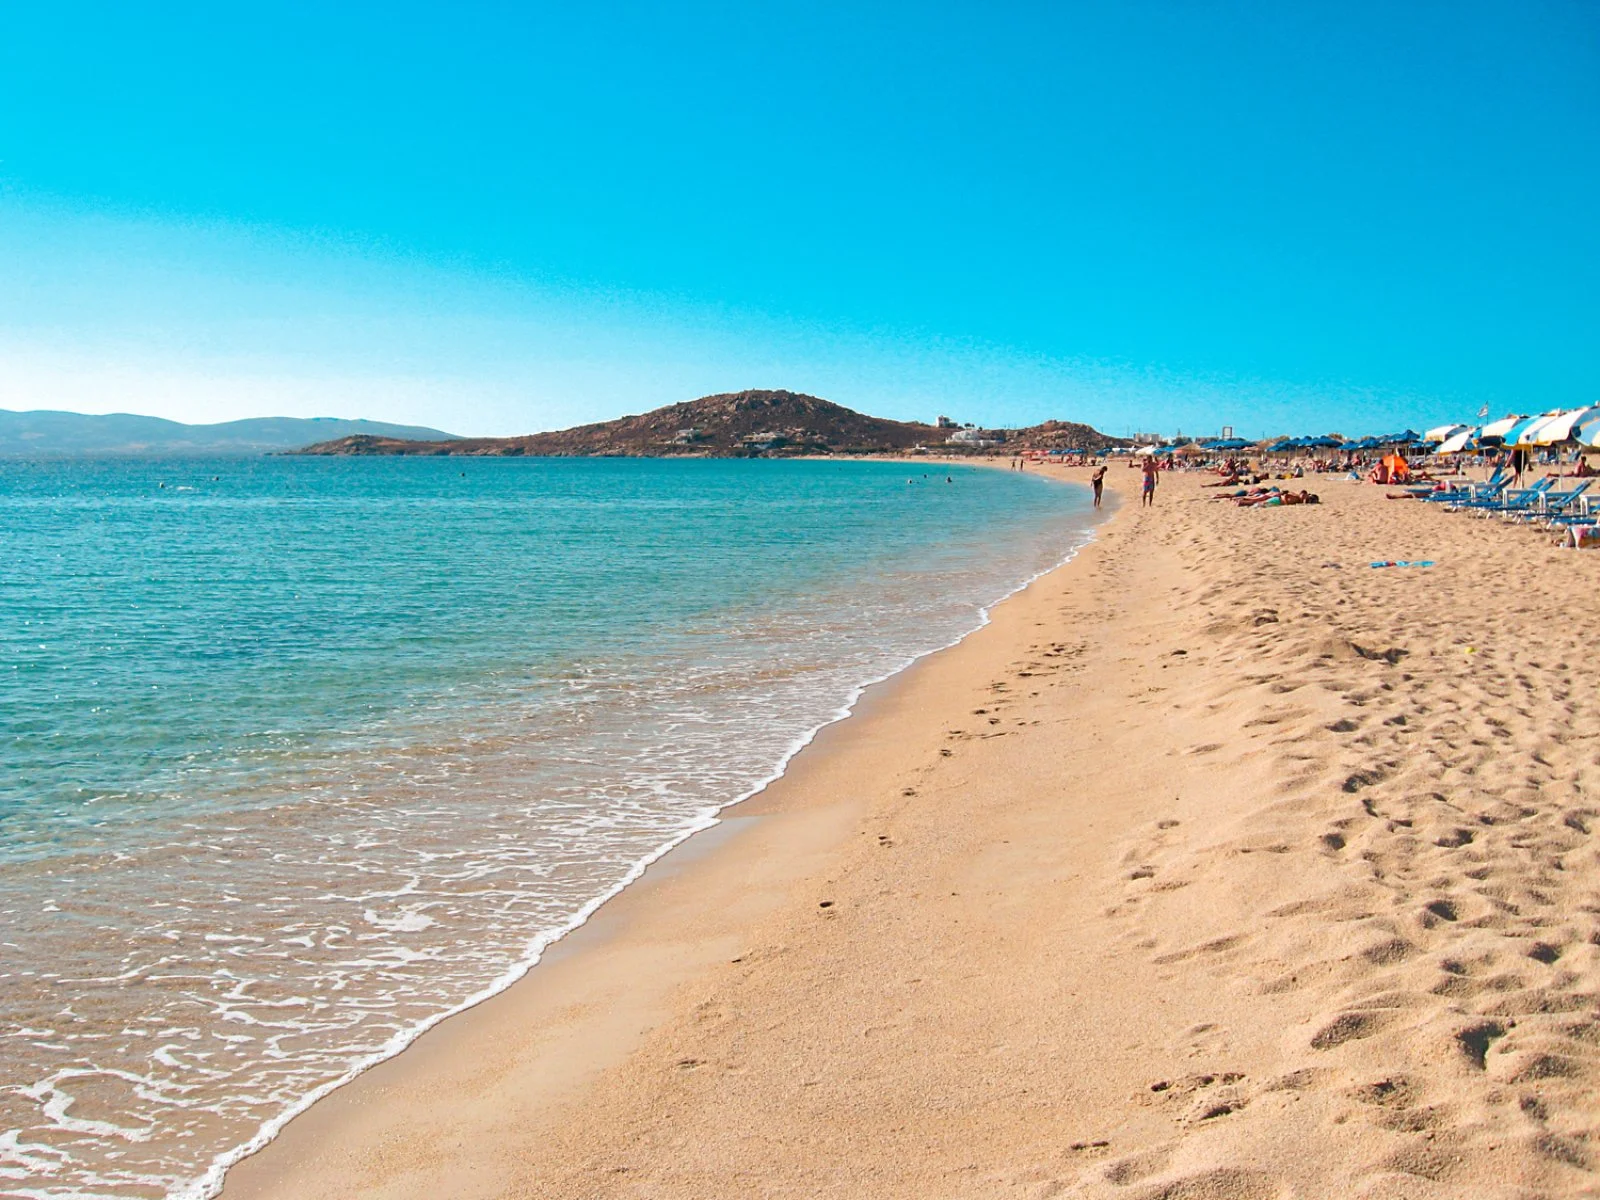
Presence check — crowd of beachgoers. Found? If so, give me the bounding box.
[1012,413,1600,546]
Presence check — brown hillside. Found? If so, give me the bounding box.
[292,390,1114,458]
[1010,419,1114,452]
[295,391,941,457]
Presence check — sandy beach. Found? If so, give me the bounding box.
[223,464,1600,1200]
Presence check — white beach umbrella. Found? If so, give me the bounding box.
[1436,427,1479,454]
[1480,414,1527,441]
[1136,445,1159,456]
[1424,423,1470,443]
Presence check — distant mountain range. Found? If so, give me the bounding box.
[294,390,1112,457]
[0,410,460,457]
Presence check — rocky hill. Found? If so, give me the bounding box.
[1010,419,1114,452]
[295,391,943,457]
[293,390,1113,458]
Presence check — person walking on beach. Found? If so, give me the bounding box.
[1140,456,1158,507]
[1508,447,1528,487]
[1091,464,1107,508]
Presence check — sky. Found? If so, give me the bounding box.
[1,1,1596,438]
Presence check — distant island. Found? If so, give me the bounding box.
[0,411,460,457]
[293,390,1111,457]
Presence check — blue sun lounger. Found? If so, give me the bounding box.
[1448,476,1553,514]
[1415,466,1506,503]
[1512,481,1592,524]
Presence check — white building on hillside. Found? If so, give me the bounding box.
[947,428,1006,448]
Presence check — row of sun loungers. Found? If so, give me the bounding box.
[1426,469,1595,543]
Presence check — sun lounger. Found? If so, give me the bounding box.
[1525,485,1594,526]
[1414,466,1506,503]
[1506,481,1590,524]
[1427,473,1509,506]
[1447,477,1553,514]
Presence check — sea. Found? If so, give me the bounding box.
[0,455,1097,1199]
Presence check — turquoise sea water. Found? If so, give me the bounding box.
[0,456,1095,1198]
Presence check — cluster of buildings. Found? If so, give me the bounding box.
[672,427,791,451]
[935,416,1008,448]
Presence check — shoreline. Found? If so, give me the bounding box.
[213,462,1101,1200]
[225,465,1599,1199]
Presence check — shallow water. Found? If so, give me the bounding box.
[0,456,1094,1198]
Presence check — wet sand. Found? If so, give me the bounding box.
[224,465,1600,1200]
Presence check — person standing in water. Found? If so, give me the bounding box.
[1090,463,1107,508]
[1141,456,1158,507]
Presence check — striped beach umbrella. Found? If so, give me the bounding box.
[1523,406,1599,446]
[1575,409,1600,449]
[1424,423,1471,444]
[1482,415,1542,446]
[1514,409,1583,446]
[1479,414,1527,443]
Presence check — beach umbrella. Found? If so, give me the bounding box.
[1575,409,1600,448]
[1136,445,1160,456]
[1424,423,1471,443]
[1479,414,1528,444]
[1511,411,1565,446]
[1436,427,1480,454]
[1497,416,1546,446]
[1521,406,1597,446]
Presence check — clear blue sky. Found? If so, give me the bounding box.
[1,1,1595,437]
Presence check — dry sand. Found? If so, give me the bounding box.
[224,465,1600,1200]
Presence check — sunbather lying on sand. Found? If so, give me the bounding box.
[1237,489,1318,506]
